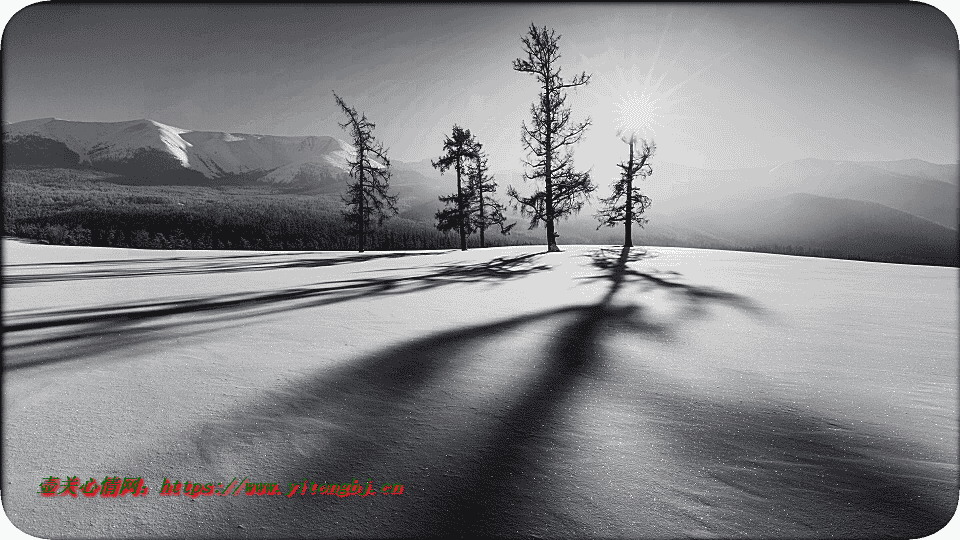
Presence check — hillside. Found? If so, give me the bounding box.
[864,158,959,186]
[648,159,958,230]
[680,192,959,266]
[769,159,958,229]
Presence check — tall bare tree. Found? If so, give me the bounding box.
[467,140,515,248]
[432,124,478,251]
[334,92,399,253]
[596,133,654,248]
[507,23,596,252]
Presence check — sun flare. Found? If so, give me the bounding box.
[595,13,768,142]
[613,83,681,139]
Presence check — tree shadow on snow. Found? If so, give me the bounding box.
[3,249,454,285]
[159,246,954,538]
[2,252,550,371]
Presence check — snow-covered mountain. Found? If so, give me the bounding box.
[2,117,371,184]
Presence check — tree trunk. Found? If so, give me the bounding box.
[456,157,466,251]
[545,175,558,251]
[624,194,633,248]
[358,164,365,253]
[479,189,486,248]
[546,217,559,252]
[624,139,633,249]
[545,113,559,251]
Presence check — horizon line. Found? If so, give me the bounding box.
[4,116,958,168]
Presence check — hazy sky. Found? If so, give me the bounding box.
[2,3,958,176]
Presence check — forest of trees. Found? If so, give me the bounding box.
[1,168,532,251]
[4,165,952,265]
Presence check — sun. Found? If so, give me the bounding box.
[613,82,680,139]
[597,47,693,141]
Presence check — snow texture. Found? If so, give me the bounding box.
[1,239,957,538]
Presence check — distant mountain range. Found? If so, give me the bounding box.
[4,117,958,265]
[679,192,959,265]
[640,158,958,229]
[2,117,366,185]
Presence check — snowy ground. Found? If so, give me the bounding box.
[2,238,957,538]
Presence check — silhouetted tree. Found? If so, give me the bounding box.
[334,92,399,252]
[507,23,596,252]
[432,124,478,251]
[596,133,654,248]
[467,139,515,248]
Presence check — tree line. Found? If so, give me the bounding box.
[334,23,656,253]
[2,180,535,251]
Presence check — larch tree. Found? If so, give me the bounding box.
[596,133,654,248]
[467,139,515,248]
[507,23,596,252]
[334,92,399,253]
[432,124,478,251]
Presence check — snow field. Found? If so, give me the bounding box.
[2,239,956,538]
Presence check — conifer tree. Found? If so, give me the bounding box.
[467,140,515,247]
[432,124,478,251]
[596,133,654,248]
[334,92,399,252]
[507,23,596,252]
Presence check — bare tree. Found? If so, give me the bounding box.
[467,139,515,248]
[432,124,478,251]
[334,92,399,252]
[507,23,596,252]
[596,133,654,248]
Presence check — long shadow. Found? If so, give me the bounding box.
[2,252,551,371]
[430,246,952,537]
[5,251,296,268]
[15,246,955,537]
[172,245,955,538]
[165,303,619,538]
[3,250,453,285]
[424,246,775,536]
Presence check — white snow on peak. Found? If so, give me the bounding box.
[146,119,193,167]
[4,117,384,182]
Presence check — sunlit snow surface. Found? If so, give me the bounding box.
[2,239,956,538]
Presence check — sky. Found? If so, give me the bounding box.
[1,3,958,179]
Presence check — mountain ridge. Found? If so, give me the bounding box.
[3,117,364,184]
